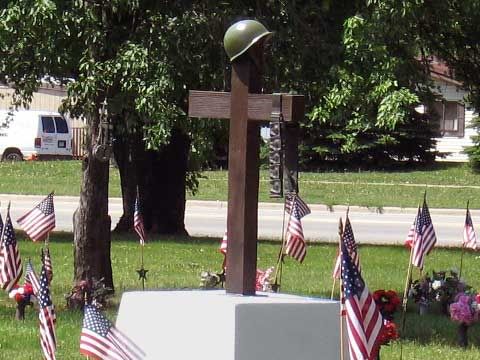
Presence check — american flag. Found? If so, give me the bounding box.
[42,248,53,283]
[285,193,311,219]
[412,200,437,269]
[341,238,383,360]
[405,207,420,249]
[0,208,22,292]
[38,262,56,360]
[220,230,228,269]
[25,259,41,296]
[17,193,55,242]
[332,216,360,279]
[284,202,307,262]
[80,304,146,360]
[463,207,477,250]
[134,196,146,245]
[0,212,3,236]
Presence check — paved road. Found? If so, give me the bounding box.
[0,194,474,247]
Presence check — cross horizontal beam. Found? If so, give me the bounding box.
[188,90,304,123]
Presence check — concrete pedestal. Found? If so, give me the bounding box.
[116,290,348,360]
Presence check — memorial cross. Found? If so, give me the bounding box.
[188,20,304,295]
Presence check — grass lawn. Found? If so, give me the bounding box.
[1,160,480,208]
[1,233,480,359]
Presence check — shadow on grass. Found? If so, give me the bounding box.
[401,303,480,348]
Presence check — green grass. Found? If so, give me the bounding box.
[1,160,480,208]
[1,233,480,359]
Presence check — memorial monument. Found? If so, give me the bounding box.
[116,19,347,359]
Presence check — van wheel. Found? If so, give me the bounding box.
[3,149,23,162]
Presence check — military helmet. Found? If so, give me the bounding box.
[223,20,272,61]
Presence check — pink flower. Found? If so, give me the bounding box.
[450,295,474,325]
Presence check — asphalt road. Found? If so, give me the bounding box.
[0,194,474,247]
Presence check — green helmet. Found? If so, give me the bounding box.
[223,20,272,61]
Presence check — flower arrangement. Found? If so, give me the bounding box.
[449,293,480,325]
[373,289,401,348]
[9,283,35,305]
[449,293,480,347]
[409,269,470,314]
[65,278,113,310]
[8,282,36,320]
[255,267,275,292]
[199,267,275,292]
[373,289,401,320]
[199,271,225,289]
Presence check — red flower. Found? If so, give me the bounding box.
[373,289,401,317]
[379,320,399,345]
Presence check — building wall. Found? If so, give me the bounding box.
[0,85,65,112]
[432,79,477,162]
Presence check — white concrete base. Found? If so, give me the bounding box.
[116,290,348,360]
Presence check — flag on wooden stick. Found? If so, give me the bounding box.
[405,206,420,249]
[463,207,477,250]
[38,261,56,360]
[341,235,383,360]
[42,248,53,283]
[332,216,360,279]
[80,304,146,360]
[219,230,228,269]
[0,207,22,292]
[134,195,146,245]
[25,259,41,296]
[412,199,437,268]
[285,193,311,218]
[17,193,55,242]
[284,199,308,262]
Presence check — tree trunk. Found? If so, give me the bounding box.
[142,128,190,235]
[112,127,190,236]
[73,116,113,290]
[112,129,142,233]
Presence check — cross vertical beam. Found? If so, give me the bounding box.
[226,58,261,295]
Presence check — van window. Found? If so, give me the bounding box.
[41,116,55,133]
[54,117,68,133]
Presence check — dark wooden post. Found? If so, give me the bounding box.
[226,57,262,294]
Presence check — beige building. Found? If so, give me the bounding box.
[0,82,86,158]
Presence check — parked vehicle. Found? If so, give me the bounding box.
[0,110,73,161]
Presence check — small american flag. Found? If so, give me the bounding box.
[285,193,311,219]
[42,248,53,283]
[38,262,56,360]
[134,196,146,245]
[25,259,41,296]
[332,216,360,279]
[463,207,477,250]
[220,230,228,269]
[405,207,420,249]
[0,208,22,292]
[80,304,146,360]
[341,238,383,360]
[0,212,3,236]
[284,202,307,262]
[412,200,437,269]
[17,193,55,242]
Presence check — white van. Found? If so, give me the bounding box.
[0,110,73,161]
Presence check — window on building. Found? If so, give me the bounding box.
[431,101,465,137]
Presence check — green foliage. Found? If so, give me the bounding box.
[362,1,480,173]
[465,116,480,172]
[308,5,438,166]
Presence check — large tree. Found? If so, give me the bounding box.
[0,0,369,290]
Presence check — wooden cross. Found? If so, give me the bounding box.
[188,54,304,295]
